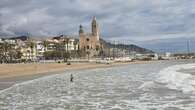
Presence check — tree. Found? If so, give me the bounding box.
[73,40,79,58]
[63,51,70,62]
[0,42,13,63]
[86,51,90,60]
[43,51,63,60]
[15,50,23,59]
[0,42,20,63]
[26,40,36,61]
[0,43,4,63]
[64,38,69,53]
[62,38,70,62]
[43,40,49,52]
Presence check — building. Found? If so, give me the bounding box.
[0,35,80,62]
[36,41,45,59]
[20,45,36,61]
[20,39,37,61]
[44,39,57,52]
[53,36,79,51]
[79,16,101,57]
[46,36,79,52]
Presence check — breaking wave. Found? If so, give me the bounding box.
[156,63,195,94]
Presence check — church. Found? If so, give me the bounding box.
[79,16,102,57]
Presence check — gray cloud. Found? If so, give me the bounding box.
[1,0,195,46]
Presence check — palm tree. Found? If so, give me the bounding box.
[63,38,69,53]
[26,40,36,62]
[62,38,70,62]
[15,49,23,60]
[0,43,4,63]
[43,40,49,52]
[30,42,35,61]
[2,42,12,63]
[73,41,77,58]
[54,42,61,60]
[43,40,49,62]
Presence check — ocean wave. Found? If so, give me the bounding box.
[156,63,195,94]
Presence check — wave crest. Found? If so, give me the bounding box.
[156,63,195,94]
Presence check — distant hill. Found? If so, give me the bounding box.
[100,39,154,54]
[1,36,30,41]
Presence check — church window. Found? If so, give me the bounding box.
[86,38,89,42]
[87,45,90,49]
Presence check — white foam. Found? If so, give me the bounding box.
[156,63,195,94]
[139,81,156,90]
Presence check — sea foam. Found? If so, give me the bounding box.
[156,63,195,94]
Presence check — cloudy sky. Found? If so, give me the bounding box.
[0,0,195,52]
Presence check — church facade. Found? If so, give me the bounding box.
[79,16,102,57]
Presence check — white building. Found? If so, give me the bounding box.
[36,41,45,59]
[49,37,79,51]
[64,38,79,51]
[4,39,16,44]
[0,38,3,43]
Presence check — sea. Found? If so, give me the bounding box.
[0,60,195,110]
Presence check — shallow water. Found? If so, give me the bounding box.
[0,60,195,110]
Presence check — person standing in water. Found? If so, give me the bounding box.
[70,74,73,82]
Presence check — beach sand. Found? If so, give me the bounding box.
[0,61,154,90]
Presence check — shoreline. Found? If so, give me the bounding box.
[0,60,157,90]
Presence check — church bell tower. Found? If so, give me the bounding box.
[91,16,99,39]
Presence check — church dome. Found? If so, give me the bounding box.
[79,25,84,34]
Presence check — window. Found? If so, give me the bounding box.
[86,38,89,42]
[87,45,90,49]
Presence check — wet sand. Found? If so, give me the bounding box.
[0,61,155,90]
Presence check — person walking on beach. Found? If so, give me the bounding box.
[70,74,74,82]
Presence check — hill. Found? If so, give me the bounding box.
[100,39,153,54]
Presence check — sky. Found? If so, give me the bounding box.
[0,0,195,52]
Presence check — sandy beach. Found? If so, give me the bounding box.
[0,61,155,90]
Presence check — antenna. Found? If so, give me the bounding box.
[187,40,190,54]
